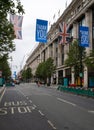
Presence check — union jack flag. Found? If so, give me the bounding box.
[10,14,23,39]
[58,22,70,44]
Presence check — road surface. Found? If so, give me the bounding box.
[0,83,94,130]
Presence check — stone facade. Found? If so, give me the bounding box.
[25,0,94,87]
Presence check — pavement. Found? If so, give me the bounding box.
[40,83,58,89]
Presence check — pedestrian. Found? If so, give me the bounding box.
[37,81,40,87]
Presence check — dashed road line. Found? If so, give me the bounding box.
[57,97,76,107]
[33,104,37,108]
[26,97,29,99]
[29,100,32,103]
[16,89,27,97]
[38,110,44,116]
[88,110,94,114]
[47,120,57,130]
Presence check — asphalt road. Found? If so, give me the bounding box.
[0,83,94,130]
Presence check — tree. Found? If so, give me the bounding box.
[35,62,45,80]
[21,70,26,82]
[21,67,32,82]
[35,57,56,84]
[65,40,86,82]
[0,55,11,80]
[0,0,24,57]
[84,50,94,68]
[26,67,32,82]
[45,57,56,78]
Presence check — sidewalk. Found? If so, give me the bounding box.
[42,84,58,89]
[48,84,58,89]
[57,85,94,98]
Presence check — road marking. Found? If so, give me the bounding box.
[0,88,6,103]
[57,97,76,107]
[29,100,32,103]
[88,110,94,114]
[47,120,57,130]
[16,89,27,97]
[26,97,29,99]
[38,110,44,116]
[33,104,37,108]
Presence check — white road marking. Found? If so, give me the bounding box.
[88,110,94,114]
[38,110,44,116]
[47,120,57,130]
[16,89,27,97]
[29,100,32,103]
[26,97,29,99]
[0,88,6,103]
[57,97,76,107]
[33,104,37,108]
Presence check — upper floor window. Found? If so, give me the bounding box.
[78,17,85,26]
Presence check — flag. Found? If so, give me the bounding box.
[35,19,48,43]
[58,22,70,44]
[79,26,89,47]
[10,14,23,39]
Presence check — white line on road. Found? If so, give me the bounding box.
[29,100,32,103]
[38,110,44,116]
[57,97,76,107]
[0,88,6,103]
[26,97,29,99]
[33,104,37,108]
[47,120,57,130]
[16,89,27,97]
[88,110,94,114]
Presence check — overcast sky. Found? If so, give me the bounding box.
[9,0,72,75]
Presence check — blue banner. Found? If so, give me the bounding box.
[35,19,48,43]
[79,26,89,47]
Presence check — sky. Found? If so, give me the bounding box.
[9,0,72,75]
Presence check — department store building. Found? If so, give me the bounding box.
[25,0,94,88]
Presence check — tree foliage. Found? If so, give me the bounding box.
[21,67,32,82]
[0,0,24,57]
[65,40,86,79]
[84,50,94,68]
[0,55,11,79]
[35,57,56,83]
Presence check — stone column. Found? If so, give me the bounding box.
[85,10,92,53]
[63,69,65,77]
[84,10,92,88]
[71,67,75,84]
[47,45,50,58]
[73,22,78,39]
[58,44,62,66]
[56,70,58,84]
[53,41,56,63]
[84,66,88,88]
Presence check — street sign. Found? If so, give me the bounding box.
[79,26,89,47]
